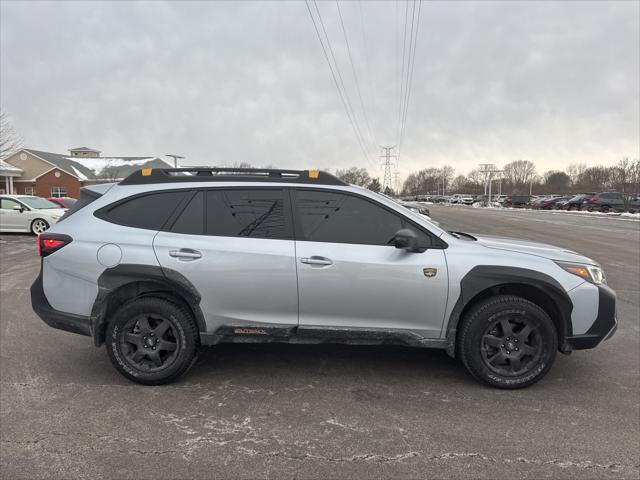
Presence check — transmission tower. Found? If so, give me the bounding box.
[380,145,397,192]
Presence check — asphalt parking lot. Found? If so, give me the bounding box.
[1,206,639,479]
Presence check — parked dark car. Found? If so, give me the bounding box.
[563,193,595,211]
[504,195,531,207]
[583,192,625,212]
[541,196,572,210]
[46,197,77,209]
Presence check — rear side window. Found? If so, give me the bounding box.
[294,190,434,247]
[99,191,186,230]
[204,189,288,239]
[171,191,204,235]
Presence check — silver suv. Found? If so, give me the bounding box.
[31,168,617,388]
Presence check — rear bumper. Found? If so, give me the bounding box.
[30,264,91,337]
[565,284,617,350]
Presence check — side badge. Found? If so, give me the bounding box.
[423,267,437,278]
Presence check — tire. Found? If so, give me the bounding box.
[106,297,199,385]
[458,295,557,389]
[30,218,49,235]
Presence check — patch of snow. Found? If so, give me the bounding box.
[64,156,165,174]
[70,166,88,181]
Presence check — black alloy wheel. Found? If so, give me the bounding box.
[119,314,181,372]
[480,317,542,377]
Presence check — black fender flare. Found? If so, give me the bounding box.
[444,265,574,356]
[90,264,206,346]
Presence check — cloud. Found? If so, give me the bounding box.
[1,0,638,179]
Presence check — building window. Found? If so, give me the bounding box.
[51,186,67,198]
[24,186,35,195]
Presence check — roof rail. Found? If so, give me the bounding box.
[119,167,348,186]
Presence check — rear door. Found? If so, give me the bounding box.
[292,189,449,337]
[153,188,298,332]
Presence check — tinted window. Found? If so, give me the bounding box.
[205,189,288,239]
[295,190,432,246]
[103,191,186,230]
[171,191,204,235]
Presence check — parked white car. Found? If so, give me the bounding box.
[0,195,66,234]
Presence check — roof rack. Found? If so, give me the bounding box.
[119,167,348,186]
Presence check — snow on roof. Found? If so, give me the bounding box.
[65,157,159,174]
[71,166,89,181]
[0,159,23,173]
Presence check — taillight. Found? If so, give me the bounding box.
[38,233,72,257]
[590,196,598,203]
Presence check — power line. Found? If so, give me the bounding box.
[398,0,422,161]
[357,0,379,147]
[336,0,376,148]
[305,0,374,166]
[397,1,410,147]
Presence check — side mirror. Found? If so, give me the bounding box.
[394,228,427,253]
[12,205,25,213]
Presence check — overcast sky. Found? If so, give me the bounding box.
[1,0,638,180]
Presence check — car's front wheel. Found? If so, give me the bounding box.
[458,295,557,389]
[106,297,199,385]
[30,218,49,235]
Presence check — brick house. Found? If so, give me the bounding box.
[3,147,171,198]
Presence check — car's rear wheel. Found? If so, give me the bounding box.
[30,218,49,235]
[458,295,557,389]
[106,297,199,385]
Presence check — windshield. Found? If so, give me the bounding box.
[20,197,60,209]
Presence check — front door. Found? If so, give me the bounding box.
[0,198,25,231]
[153,188,298,331]
[293,189,449,337]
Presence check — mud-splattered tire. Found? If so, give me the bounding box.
[458,295,557,389]
[106,297,199,385]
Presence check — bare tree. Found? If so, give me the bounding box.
[503,160,537,189]
[0,110,23,159]
[335,167,371,187]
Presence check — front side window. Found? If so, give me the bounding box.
[100,190,187,230]
[1,198,20,210]
[294,189,433,246]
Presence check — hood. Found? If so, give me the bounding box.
[472,233,597,264]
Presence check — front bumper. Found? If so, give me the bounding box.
[565,284,617,350]
[31,264,91,337]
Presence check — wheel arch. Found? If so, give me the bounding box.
[445,266,573,357]
[90,264,206,346]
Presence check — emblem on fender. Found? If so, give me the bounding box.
[423,267,437,278]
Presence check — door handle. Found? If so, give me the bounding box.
[300,256,333,266]
[169,249,202,260]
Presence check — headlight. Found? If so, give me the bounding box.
[555,261,604,284]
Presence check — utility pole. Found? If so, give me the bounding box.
[442,168,446,196]
[166,154,185,168]
[380,145,397,193]
[479,163,503,206]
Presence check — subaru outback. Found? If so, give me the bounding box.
[31,168,617,388]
